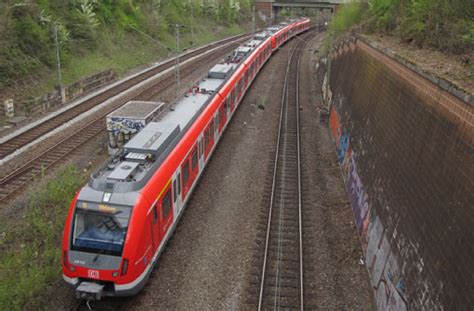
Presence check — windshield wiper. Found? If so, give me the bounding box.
[92,247,106,262]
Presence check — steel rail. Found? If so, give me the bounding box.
[296,40,304,311]
[257,41,292,311]
[257,31,308,310]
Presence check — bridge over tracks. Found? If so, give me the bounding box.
[256,0,349,21]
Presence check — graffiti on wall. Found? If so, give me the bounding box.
[347,153,370,233]
[329,106,341,145]
[366,211,408,310]
[329,103,408,310]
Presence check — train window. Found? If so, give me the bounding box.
[210,119,215,134]
[177,172,181,194]
[173,180,177,202]
[230,90,234,105]
[230,90,235,107]
[183,161,189,184]
[153,205,158,223]
[204,130,208,147]
[215,114,219,131]
[162,190,171,219]
[192,149,198,171]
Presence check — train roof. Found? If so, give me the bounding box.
[107,101,164,120]
[254,32,269,40]
[245,39,262,48]
[86,54,254,195]
[81,19,302,202]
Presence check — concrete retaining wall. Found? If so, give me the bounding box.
[326,38,473,309]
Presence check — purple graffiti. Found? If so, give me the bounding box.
[347,153,369,231]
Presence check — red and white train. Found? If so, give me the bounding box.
[62,18,310,299]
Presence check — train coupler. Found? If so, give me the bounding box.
[76,281,104,300]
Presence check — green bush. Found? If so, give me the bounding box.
[329,2,364,37]
[367,0,474,53]
[325,2,364,51]
[0,0,252,88]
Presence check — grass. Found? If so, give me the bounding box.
[20,18,248,106]
[0,165,86,310]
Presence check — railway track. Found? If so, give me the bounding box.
[0,36,247,202]
[0,33,249,160]
[256,33,309,310]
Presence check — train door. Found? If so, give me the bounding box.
[230,90,235,111]
[198,135,205,170]
[215,113,220,137]
[159,187,173,237]
[173,170,182,221]
[219,100,227,131]
[181,159,191,200]
[151,202,160,250]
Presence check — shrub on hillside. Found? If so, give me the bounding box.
[367,0,473,53]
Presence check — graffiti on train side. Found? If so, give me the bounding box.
[329,104,408,310]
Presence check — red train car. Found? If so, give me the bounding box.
[269,18,310,51]
[62,18,309,299]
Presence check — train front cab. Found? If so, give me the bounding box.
[62,197,147,299]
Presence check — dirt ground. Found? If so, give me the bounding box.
[41,31,374,310]
[299,33,374,309]
[361,33,473,95]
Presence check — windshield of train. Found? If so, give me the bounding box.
[71,202,131,256]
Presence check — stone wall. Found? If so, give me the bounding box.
[326,38,473,309]
[2,69,116,117]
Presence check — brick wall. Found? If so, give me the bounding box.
[326,38,473,309]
